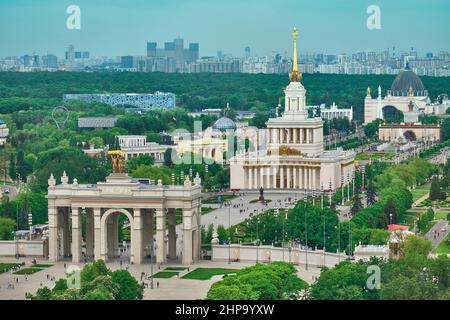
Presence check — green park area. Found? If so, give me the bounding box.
[435,211,449,220]
[434,234,450,254]
[201,207,215,215]
[0,263,22,274]
[411,185,430,202]
[355,152,394,161]
[14,267,45,275]
[181,268,238,280]
[151,271,180,279]
[203,194,238,204]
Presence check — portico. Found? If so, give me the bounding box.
[47,172,202,265]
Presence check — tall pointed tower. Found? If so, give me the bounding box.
[265,27,323,157]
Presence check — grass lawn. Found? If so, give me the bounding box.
[398,211,419,228]
[201,207,215,215]
[32,264,53,268]
[0,263,20,274]
[420,221,437,236]
[435,211,449,220]
[434,234,450,254]
[151,271,180,279]
[164,267,187,271]
[181,268,238,280]
[203,194,238,204]
[249,199,272,204]
[13,267,45,275]
[411,186,430,202]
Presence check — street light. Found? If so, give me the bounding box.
[303,194,308,271]
[228,206,231,264]
[341,176,344,206]
[320,184,324,209]
[256,216,259,264]
[150,239,155,289]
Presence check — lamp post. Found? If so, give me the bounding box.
[320,184,324,209]
[328,179,333,207]
[323,208,326,268]
[337,223,341,263]
[256,216,259,264]
[228,206,231,264]
[150,240,155,289]
[303,194,308,270]
[361,165,366,192]
[347,172,350,202]
[341,176,344,206]
[283,204,288,261]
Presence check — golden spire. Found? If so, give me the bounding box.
[289,27,302,82]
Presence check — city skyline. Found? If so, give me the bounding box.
[0,0,449,58]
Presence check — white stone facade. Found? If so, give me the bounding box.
[229,72,355,191]
[320,103,353,121]
[117,135,172,164]
[47,172,202,265]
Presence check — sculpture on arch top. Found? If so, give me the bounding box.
[108,150,126,173]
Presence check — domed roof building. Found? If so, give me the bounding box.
[389,69,427,97]
[212,116,236,131]
[363,68,447,124]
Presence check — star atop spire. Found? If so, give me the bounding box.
[289,27,302,82]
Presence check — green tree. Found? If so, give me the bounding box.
[366,179,376,205]
[111,269,143,300]
[0,216,15,240]
[216,225,228,243]
[126,154,155,172]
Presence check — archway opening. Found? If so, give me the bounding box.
[102,209,133,263]
[403,130,417,142]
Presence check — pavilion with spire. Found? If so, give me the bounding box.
[229,28,355,191]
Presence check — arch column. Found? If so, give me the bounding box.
[156,208,166,264]
[167,208,177,260]
[94,208,101,261]
[133,208,143,264]
[86,210,94,258]
[71,206,82,263]
[182,209,194,265]
[48,205,59,262]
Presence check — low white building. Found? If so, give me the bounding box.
[117,135,172,165]
[320,102,353,122]
[354,244,390,261]
[0,120,9,146]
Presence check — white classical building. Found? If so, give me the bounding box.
[230,28,355,191]
[117,135,172,165]
[364,68,447,124]
[0,120,9,146]
[320,102,353,122]
[47,172,202,265]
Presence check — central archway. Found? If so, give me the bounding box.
[100,208,134,263]
[404,130,417,142]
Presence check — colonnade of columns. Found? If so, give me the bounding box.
[244,165,321,190]
[268,128,314,144]
[48,205,201,266]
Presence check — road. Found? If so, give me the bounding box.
[424,219,449,246]
[173,192,303,256]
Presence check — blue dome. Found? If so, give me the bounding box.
[212,117,236,131]
[0,120,5,125]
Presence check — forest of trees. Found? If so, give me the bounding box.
[1,72,449,122]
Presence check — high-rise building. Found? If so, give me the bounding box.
[120,56,134,69]
[245,46,251,59]
[146,38,199,72]
[43,54,58,69]
[147,42,157,57]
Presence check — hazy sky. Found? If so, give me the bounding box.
[0,0,449,58]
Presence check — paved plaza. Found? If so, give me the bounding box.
[0,257,321,300]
